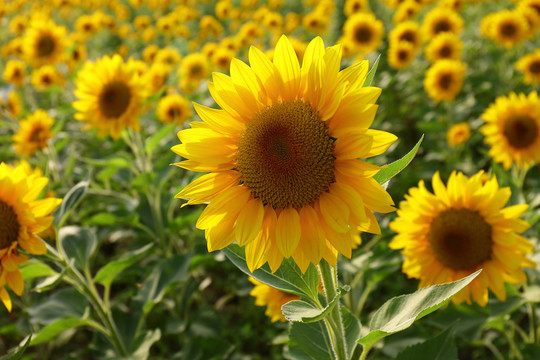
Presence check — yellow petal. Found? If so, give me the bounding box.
[235,198,265,246]
[318,192,350,233]
[273,35,301,100]
[196,186,251,229]
[275,207,301,257]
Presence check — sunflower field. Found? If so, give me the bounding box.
[1,0,540,359]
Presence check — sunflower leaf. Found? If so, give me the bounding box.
[145,122,176,155]
[373,135,424,185]
[223,244,320,301]
[54,180,89,228]
[395,323,457,360]
[58,226,98,271]
[30,318,90,346]
[0,336,31,360]
[357,270,481,353]
[282,286,350,323]
[363,55,380,87]
[94,243,154,287]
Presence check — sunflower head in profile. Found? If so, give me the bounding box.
[425,32,463,63]
[13,109,54,157]
[388,41,416,70]
[0,161,62,311]
[156,93,193,125]
[23,19,67,67]
[424,59,466,102]
[343,12,385,54]
[2,59,26,88]
[516,50,540,85]
[389,21,422,50]
[249,277,300,322]
[73,55,147,139]
[447,122,470,146]
[390,171,536,306]
[172,35,397,273]
[480,92,540,170]
[422,7,464,38]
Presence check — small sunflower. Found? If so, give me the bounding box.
[249,277,300,322]
[6,92,23,117]
[422,7,464,38]
[2,60,26,88]
[173,36,397,273]
[424,59,466,102]
[156,94,192,125]
[390,171,536,306]
[13,109,54,157]
[447,122,470,146]
[425,33,463,63]
[73,55,147,139]
[389,21,422,50]
[516,50,540,85]
[480,92,540,170]
[142,44,160,63]
[23,18,67,67]
[344,0,369,16]
[343,12,385,53]
[30,65,65,91]
[0,161,62,311]
[388,41,416,70]
[212,47,236,71]
[393,0,421,24]
[134,15,152,31]
[154,48,182,69]
[179,53,211,82]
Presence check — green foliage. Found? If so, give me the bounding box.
[373,135,424,185]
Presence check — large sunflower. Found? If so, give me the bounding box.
[516,50,540,85]
[424,59,466,102]
[23,19,67,67]
[389,171,536,306]
[13,109,54,157]
[480,92,540,170]
[343,12,385,54]
[0,161,62,311]
[73,55,147,139]
[172,36,397,273]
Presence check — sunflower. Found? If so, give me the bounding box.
[30,65,65,91]
[249,277,300,322]
[422,7,464,38]
[487,10,529,48]
[516,50,540,85]
[6,92,23,117]
[424,59,466,102]
[519,0,540,29]
[13,109,54,157]
[2,59,26,88]
[389,171,536,306]
[0,161,62,311]
[23,19,67,67]
[179,53,211,82]
[134,15,152,31]
[389,21,422,50]
[154,48,182,69]
[172,36,397,273]
[212,47,237,71]
[74,14,98,37]
[425,32,463,62]
[393,0,421,24]
[343,12,385,53]
[447,122,470,146]
[156,94,192,125]
[344,0,369,16]
[73,55,147,139]
[480,92,540,170]
[388,41,416,70]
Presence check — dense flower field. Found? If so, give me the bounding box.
[0,0,539,359]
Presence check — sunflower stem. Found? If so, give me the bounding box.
[319,260,348,360]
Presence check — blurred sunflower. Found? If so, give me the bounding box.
[422,7,463,38]
[393,0,421,24]
[516,50,540,85]
[0,161,62,311]
[488,10,529,48]
[480,92,540,170]
[142,44,160,63]
[447,122,470,146]
[390,171,536,306]
[30,65,65,91]
[343,12,385,53]
[389,21,422,50]
[73,55,147,139]
[156,94,192,125]
[179,52,211,83]
[13,109,54,157]
[425,32,463,62]
[388,41,416,70]
[23,19,67,67]
[173,36,397,273]
[154,48,182,69]
[2,60,26,88]
[212,47,236,71]
[6,92,23,117]
[344,0,369,16]
[424,59,466,102]
[249,277,300,322]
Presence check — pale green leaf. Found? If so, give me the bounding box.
[19,261,56,280]
[30,318,89,345]
[282,286,349,323]
[94,244,153,287]
[59,226,98,271]
[54,181,89,227]
[363,55,380,87]
[373,135,423,185]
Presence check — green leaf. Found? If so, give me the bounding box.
[94,243,154,287]
[223,244,319,301]
[0,336,31,360]
[395,324,457,360]
[363,55,380,87]
[145,122,176,154]
[342,306,362,358]
[59,226,98,270]
[19,260,56,280]
[287,315,333,360]
[28,288,89,325]
[373,135,424,185]
[54,180,89,227]
[282,286,349,323]
[130,329,161,360]
[358,270,481,352]
[30,318,90,346]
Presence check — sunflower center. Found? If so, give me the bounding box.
[236,100,335,209]
[354,26,372,43]
[189,64,202,77]
[167,106,181,118]
[399,30,415,43]
[398,49,408,61]
[37,34,55,57]
[429,208,492,270]
[99,81,131,118]
[529,60,540,74]
[0,200,20,249]
[438,73,453,90]
[434,20,451,34]
[503,114,538,149]
[29,126,43,142]
[439,45,452,58]
[501,22,517,37]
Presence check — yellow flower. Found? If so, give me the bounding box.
[447,122,470,146]
[2,60,26,88]
[486,10,529,48]
[156,94,192,125]
[516,50,540,85]
[154,48,182,69]
[393,0,421,24]
[390,171,536,307]
[13,109,54,157]
[343,12,385,54]
[142,44,160,63]
[389,21,423,50]
[302,11,330,34]
[388,41,416,70]
[30,65,65,91]
[179,53,211,82]
[215,0,233,20]
[23,18,67,67]
[422,7,463,38]
[9,15,27,35]
[344,0,369,16]
[425,32,463,63]
[249,277,300,322]
[134,15,152,31]
[172,36,397,273]
[73,55,147,139]
[518,0,540,30]
[5,92,23,117]
[74,14,98,37]
[65,44,87,73]
[438,0,464,12]
[424,59,466,102]
[480,92,540,170]
[0,161,62,311]
[264,11,284,32]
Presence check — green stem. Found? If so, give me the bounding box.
[319,260,348,360]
